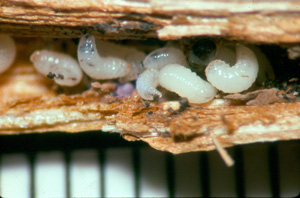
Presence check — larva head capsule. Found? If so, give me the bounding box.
[0,35,16,74]
[30,50,83,86]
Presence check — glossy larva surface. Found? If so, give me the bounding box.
[214,45,236,66]
[30,50,83,86]
[0,35,16,74]
[142,47,188,70]
[95,40,146,83]
[136,69,162,100]
[205,44,259,93]
[159,64,217,103]
[78,34,131,80]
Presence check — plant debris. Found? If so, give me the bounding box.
[91,81,117,93]
[224,88,282,106]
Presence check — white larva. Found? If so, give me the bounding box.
[159,64,217,104]
[136,69,162,100]
[205,44,259,93]
[136,46,188,100]
[214,44,274,84]
[78,34,131,80]
[0,35,16,74]
[95,40,146,83]
[30,50,83,86]
[205,43,273,85]
[142,47,188,70]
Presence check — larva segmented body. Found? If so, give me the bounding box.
[77,34,131,80]
[30,50,83,86]
[136,46,189,101]
[95,40,146,83]
[142,47,188,70]
[205,44,259,93]
[159,64,217,103]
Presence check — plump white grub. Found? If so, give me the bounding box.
[78,34,131,80]
[136,69,162,100]
[205,44,259,93]
[95,40,146,83]
[0,35,16,74]
[213,44,273,85]
[159,64,217,104]
[142,47,188,70]
[30,50,83,86]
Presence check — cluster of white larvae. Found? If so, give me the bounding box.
[136,42,272,103]
[1,33,271,104]
[30,34,146,87]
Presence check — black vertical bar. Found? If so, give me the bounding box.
[268,143,280,197]
[27,153,36,198]
[99,149,106,198]
[65,151,71,198]
[166,153,175,197]
[234,146,245,197]
[133,147,141,198]
[200,152,210,197]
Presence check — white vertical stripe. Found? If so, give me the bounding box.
[174,152,201,197]
[105,148,135,197]
[0,154,30,198]
[70,149,101,197]
[140,148,168,197]
[278,141,300,197]
[208,148,236,197]
[243,144,271,197]
[35,152,66,198]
